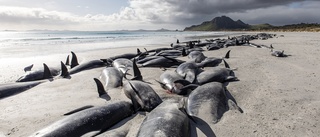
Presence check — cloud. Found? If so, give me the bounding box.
[0,0,319,30]
[123,0,320,26]
[226,1,320,25]
[0,6,80,25]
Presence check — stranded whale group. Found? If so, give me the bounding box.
[0,33,287,136]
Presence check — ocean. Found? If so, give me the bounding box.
[0,30,238,83]
[0,30,233,58]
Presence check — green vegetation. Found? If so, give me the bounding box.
[250,23,274,30]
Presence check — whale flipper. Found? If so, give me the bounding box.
[24,64,33,72]
[63,105,94,116]
[71,51,79,68]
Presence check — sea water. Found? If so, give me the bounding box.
[0,30,232,58]
[0,30,236,83]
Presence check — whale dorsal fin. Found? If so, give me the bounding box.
[182,48,187,56]
[131,58,142,81]
[71,51,79,68]
[223,59,230,69]
[65,55,70,66]
[93,78,107,97]
[137,48,142,55]
[224,50,231,59]
[43,63,53,79]
[60,61,70,78]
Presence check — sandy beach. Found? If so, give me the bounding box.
[0,32,319,137]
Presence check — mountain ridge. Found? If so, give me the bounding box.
[184,16,320,32]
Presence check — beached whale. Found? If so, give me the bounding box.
[2,62,70,99]
[156,70,187,94]
[64,51,106,75]
[188,51,206,63]
[176,62,202,83]
[100,48,142,66]
[186,82,242,124]
[196,60,237,84]
[112,58,133,75]
[144,47,174,53]
[207,42,222,50]
[136,55,177,64]
[123,80,162,112]
[141,56,184,68]
[197,50,230,67]
[137,99,190,137]
[99,67,123,89]
[31,101,133,137]
[16,63,60,82]
[271,49,286,57]
[68,59,105,75]
[92,58,142,100]
[0,80,45,99]
[154,49,187,57]
[196,67,237,84]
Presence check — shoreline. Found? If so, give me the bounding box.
[1,32,320,136]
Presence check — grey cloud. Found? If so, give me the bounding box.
[137,0,320,27]
[1,0,319,30]
[0,7,80,25]
[228,4,320,25]
[166,0,303,14]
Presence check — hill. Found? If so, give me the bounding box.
[184,16,250,31]
[184,16,320,32]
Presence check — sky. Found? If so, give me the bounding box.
[0,0,319,31]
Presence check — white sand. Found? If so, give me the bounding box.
[0,32,319,137]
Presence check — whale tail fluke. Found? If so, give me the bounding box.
[71,51,79,68]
